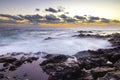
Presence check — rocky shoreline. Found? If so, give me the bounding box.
[40,32,120,80]
[0,32,120,80]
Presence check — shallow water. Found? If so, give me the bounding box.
[0,53,49,80]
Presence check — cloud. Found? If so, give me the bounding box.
[0,14,23,20]
[0,13,119,26]
[35,8,40,11]
[74,15,86,22]
[100,18,110,23]
[59,14,76,23]
[89,16,99,20]
[19,14,43,23]
[74,16,85,19]
[57,6,65,12]
[112,20,120,23]
[59,14,68,19]
[44,14,60,23]
[45,7,64,13]
[64,18,76,23]
[45,7,58,13]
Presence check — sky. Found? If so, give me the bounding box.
[0,0,120,19]
[0,0,120,27]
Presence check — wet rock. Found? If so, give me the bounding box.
[43,54,54,59]
[0,57,17,63]
[11,52,23,56]
[20,56,27,62]
[44,37,53,40]
[41,62,82,80]
[114,59,120,70]
[74,50,91,58]
[109,33,120,47]
[0,68,6,72]
[98,71,120,80]
[110,53,120,63]
[26,57,38,63]
[73,33,107,38]
[0,73,4,79]
[35,52,41,55]
[77,30,93,33]
[40,55,69,66]
[77,57,107,70]
[91,67,115,79]
[3,62,9,67]
[9,65,16,71]
[13,60,25,67]
[40,55,83,80]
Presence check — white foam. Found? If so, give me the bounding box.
[0,36,111,55]
[0,27,114,55]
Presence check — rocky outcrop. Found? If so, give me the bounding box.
[0,57,17,63]
[0,33,120,80]
[109,33,120,47]
[40,55,82,80]
[40,33,120,80]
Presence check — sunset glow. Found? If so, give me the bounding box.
[0,0,120,27]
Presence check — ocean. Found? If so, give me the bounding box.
[0,26,119,55]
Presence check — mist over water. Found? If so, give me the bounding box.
[0,26,116,55]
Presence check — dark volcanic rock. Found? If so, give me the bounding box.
[0,57,17,63]
[40,55,83,80]
[40,55,69,66]
[0,73,4,79]
[26,57,38,63]
[109,33,120,47]
[78,30,93,33]
[91,67,115,79]
[44,37,54,40]
[3,62,9,67]
[9,65,17,71]
[77,57,107,70]
[114,59,120,70]
[98,71,120,80]
[73,33,107,38]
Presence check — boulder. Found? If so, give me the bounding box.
[98,71,120,80]
[40,55,83,80]
[91,67,115,79]
[0,57,17,63]
[40,55,69,66]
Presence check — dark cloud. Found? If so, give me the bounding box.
[89,16,99,20]
[74,15,85,20]
[45,7,64,13]
[35,8,40,11]
[112,20,120,23]
[64,18,76,23]
[19,14,43,23]
[59,14,76,23]
[0,14,23,20]
[0,13,119,25]
[59,14,68,19]
[74,15,86,22]
[80,16,100,23]
[45,7,58,13]
[44,14,60,23]
[100,18,110,23]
